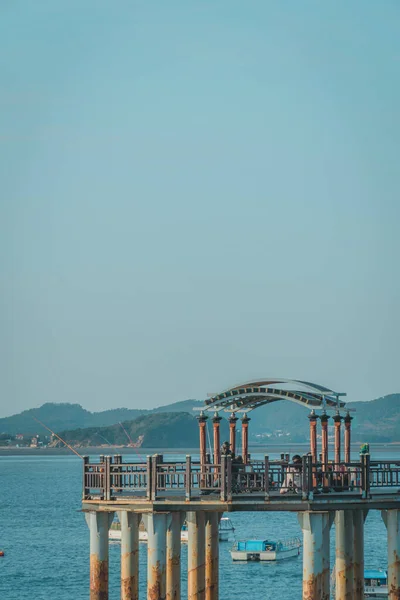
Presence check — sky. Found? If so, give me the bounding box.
[1,1,399,418]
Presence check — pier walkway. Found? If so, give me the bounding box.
[82,379,400,600]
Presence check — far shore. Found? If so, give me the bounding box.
[0,441,399,457]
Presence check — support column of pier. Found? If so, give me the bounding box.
[85,511,114,600]
[118,511,140,600]
[205,513,220,600]
[335,510,354,599]
[353,510,367,600]
[241,414,250,464]
[166,513,184,600]
[187,511,206,600]
[229,413,238,457]
[308,410,318,488]
[344,412,352,464]
[382,509,400,600]
[333,412,342,466]
[298,511,332,600]
[212,413,222,467]
[144,513,167,600]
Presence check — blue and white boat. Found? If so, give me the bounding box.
[230,537,301,561]
[332,568,388,598]
[364,569,388,598]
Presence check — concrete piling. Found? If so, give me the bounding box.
[144,513,167,600]
[187,511,206,600]
[205,513,219,600]
[382,509,400,599]
[298,511,331,600]
[166,513,183,600]
[353,510,367,600]
[85,511,114,600]
[335,510,354,599]
[118,511,140,600]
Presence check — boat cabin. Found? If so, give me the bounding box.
[236,540,279,552]
[364,569,387,587]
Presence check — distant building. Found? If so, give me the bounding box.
[15,434,24,441]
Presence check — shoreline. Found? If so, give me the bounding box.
[0,441,398,456]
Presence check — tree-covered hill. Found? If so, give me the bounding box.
[57,412,203,448]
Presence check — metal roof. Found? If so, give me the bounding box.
[201,378,346,413]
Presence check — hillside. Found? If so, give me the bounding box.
[0,400,201,436]
[57,412,203,448]
[1,394,399,445]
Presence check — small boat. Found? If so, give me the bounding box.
[109,516,235,543]
[230,537,301,561]
[364,570,388,598]
[331,568,388,598]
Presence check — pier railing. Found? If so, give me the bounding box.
[82,453,400,502]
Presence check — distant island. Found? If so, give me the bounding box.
[0,393,399,449]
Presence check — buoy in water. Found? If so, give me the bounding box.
[0,550,4,557]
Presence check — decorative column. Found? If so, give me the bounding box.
[333,412,342,466]
[85,511,114,600]
[241,414,250,464]
[212,412,222,466]
[308,410,318,487]
[344,412,352,464]
[197,412,208,486]
[118,511,140,600]
[205,512,219,600]
[382,509,400,600]
[187,511,206,600]
[228,413,238,457]
[320,412,330,477]
[166,513,183,600]
[335,510,354,599]
[353,510,367,600]
[298,511,333,600]
[143,513,167,600]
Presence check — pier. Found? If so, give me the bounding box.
[82,379,400,600]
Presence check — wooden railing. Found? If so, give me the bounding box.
[82,453,400,502]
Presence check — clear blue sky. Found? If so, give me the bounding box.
[1,1,399,417]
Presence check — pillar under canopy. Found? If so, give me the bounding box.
[187,511,206,600]
[166,513,184,600]
[298,511,332,600]
[197,412,208,485]
[382,509,400,600]
[308,410,318,488]
[344,412,352,464]
[85,511,114,600]
[118,511,140,600]
[205,512,219,600]
[335,510,354,600]
[241,414,250,464]
[212,413,222,466]
[143,513,167,600]
[320,412,329,482]
[228,413,238,457]
[333,412,342,466]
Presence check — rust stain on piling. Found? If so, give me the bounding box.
[90,555,108,600]
[148,560,166,600]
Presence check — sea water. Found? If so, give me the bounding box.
[0,451,390,600]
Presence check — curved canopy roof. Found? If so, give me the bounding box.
[202,378,346,413]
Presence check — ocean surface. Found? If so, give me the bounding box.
[0,448,393,600]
